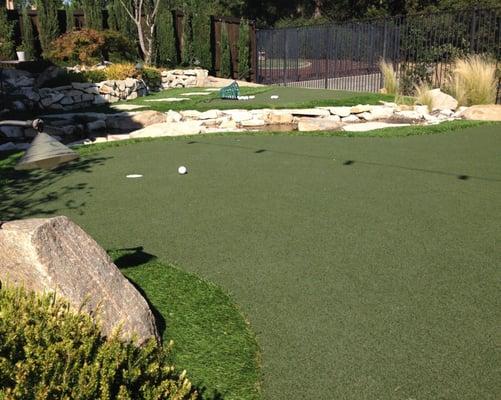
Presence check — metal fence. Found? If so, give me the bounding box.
[256,7,501,101]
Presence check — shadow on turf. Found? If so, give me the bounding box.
[110,246,226,400]
[0,155,111,221]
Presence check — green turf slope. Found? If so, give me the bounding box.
[1,124,500,399]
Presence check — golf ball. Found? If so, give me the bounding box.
[178,166,188,175]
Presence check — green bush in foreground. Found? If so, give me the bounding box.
[0,286,197,400]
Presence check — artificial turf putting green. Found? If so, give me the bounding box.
[1,124,500,399]
[121,86,396,113]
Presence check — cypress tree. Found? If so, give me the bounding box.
[181,12,194,66]
[21,7,35,60]
[237,19,250,80]
[156,7,177,67]
[107,0,135,38]
[81,0,102,30]
[0,7,14,60]
[191,6,211,69]
[35,0,60,56]
[65,1,75,31]
[219,23,231,78]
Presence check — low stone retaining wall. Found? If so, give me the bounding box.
[1,68,210,113]
[1,102,470,151]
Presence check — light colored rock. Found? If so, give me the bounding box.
[110,104,145,111]
[199,110,221,120]
[222,110,253,122]
[394,110,423,121]
[369,105,395,119]
[323,106,351,117]
[127,91,138,100]
[106,110,167,132]
[130,121,204,138]
[99,85,113,94]
[460,104,501,121]
[125,78,136,88]
[290,108,331,117]
[341,115,360,123]
[107,134,131,141]
[218,118,238,130]
[266,111,294,124]
[144,98,189,102]
[0,216,159,344]
[439,109,454,117]
[350,104,372,114]
[453,106,469,118]
[325,115,341,122]
[429,88,458,111]
[240,119,266,127]
[86,120,106,133]
[180,110,202,119]
[0,126,24,138]
[297,117,343,132]
[0,142,16,152]
[166,110,182,122]
[343,122,411,132]
[359,112,375,121]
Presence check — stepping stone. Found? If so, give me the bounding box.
[342,122,411,132]
[144,98,190,102]
[180,92,210,96]
[110,104,146,110]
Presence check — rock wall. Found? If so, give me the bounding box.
[1,68,210,112]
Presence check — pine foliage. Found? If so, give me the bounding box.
[237,19,250,80]
[0,7,14,61]
[219,22,231,78]
[35,0,60,56]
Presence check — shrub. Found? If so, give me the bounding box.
[238,20,251,80]
[446,55,497,106]
[36,0,60,56]
[192,8,211,69]
[0,7,14,61]
[42,69,108,87]
[182,13,194,66]
[0,286,197,400]
[379,59,398,95]
[48,29,136,66]
[142,66,162,89]
[219,23,231,78]
[20,7,35,60]
[156,8,178,67]
[105,63,138,80]
[414,81,434,112]
[82,0,103,31]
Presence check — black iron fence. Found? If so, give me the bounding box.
[256,7,501,102]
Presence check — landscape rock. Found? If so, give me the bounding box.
[106,110,167,132]
[35,66,63,88]
[291,108,331,117]
[341,115,360,123]
[324,106,352,117]
[297,117,342,132]
[0,126,24,138]
[266,111,294,124]
[0,142,16,152]
[240,119,266,127]
[369,105,395,119]
[166,110,182,122]
[350,104,372,114]
[460,104,501,121]
[129,121,204,138]
[0,216,159,344]
[429,88,458,111]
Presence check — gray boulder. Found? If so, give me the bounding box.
[0,216,159,344]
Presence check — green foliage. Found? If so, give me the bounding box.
[20,7,35,60]
[237,20,251,80]
[142,66,162,89]
[65,1,75,31]
[155,7,177,67]
[219,23,231,78]
[191,8,211,69]
[48,29,136,66]
[35,0,60,56]
[0,286,197,400]
[41,69,107,87]
[107,0,137,41]
[182,13,194,66]
[105,62,138,80]
[82,0,103,30]
[0,7,14,61]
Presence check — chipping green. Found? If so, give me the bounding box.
[1,124,500,399]
[120,86,395,113]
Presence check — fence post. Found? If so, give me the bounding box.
[380,18,388,90]
[324,27,329,89]
[283,29,287,86]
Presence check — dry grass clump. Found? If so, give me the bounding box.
[414,81,434,112]
[446,55,497,106]
[379,59,399,95]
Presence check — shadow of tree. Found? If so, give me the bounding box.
[0,154,111,221]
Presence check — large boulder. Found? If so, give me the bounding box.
[429,88,458,111]
[0,216,159,344]
[106,110,167,132]
[460,104,501,121]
